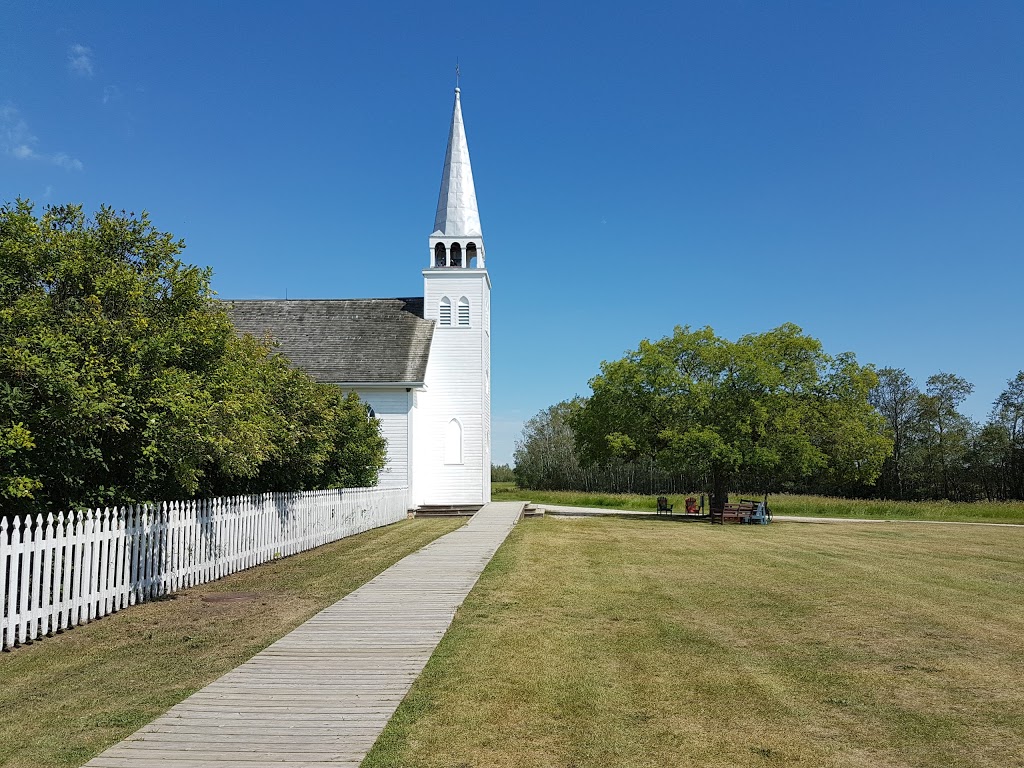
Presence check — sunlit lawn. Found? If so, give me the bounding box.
[492,483,1024,525]
[0,518,465,768]
[365,516,1024,768]
[5,501,1022,768]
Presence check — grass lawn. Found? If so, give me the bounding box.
[0,517,465,768]
[364,516,1024,768]
[491,483,1024,525]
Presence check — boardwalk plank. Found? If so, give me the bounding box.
[84,502,523,767]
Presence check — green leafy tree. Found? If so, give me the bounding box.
[514,399,589,491]
[491,463,515,483]
[997,372,1024,498]
[571,324,891,510]
[201,337,385,495]
[917,373,974,499]
[0,200,385,514]
[977,371,1024,500]
[869,367,920,499]
[967,422,1011,501]
[512,399,700,494]
[0,422,40,500]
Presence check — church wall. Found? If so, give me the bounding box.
[413,269,490,506]
[482,288,491,502]
[345,388,412,497]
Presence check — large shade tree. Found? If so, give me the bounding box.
[570,324,891,510]
[0,200,385,514]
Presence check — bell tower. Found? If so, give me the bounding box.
[428,88,486,270]
[413,87,492,505]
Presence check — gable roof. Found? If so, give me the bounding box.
[222,298,434,385]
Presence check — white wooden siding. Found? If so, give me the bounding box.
[415,270,491,505]
[348,389,411,492]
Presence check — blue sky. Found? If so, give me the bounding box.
[3,2,1022,466]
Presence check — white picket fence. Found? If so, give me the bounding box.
[0,486,408,650]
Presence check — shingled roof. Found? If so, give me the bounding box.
[222,298,434,385]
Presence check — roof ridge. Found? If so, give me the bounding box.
[219,296,425,303]
[223,300,433,385]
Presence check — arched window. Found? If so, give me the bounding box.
[439,296,451,326]
[450,242,462,267]
[458,296,470,326]
[466,243,478,268]
[434,243,446,267]
[445,418,463,464]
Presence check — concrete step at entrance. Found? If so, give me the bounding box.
[414,504,483,518]
[522,503,545,518]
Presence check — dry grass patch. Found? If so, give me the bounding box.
[0,517,465,768]
[364,518,1024,768]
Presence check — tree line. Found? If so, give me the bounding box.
[0,201,386,517]
[869,369,1023,501]
[514,324,1023,504]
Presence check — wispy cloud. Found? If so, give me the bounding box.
[51,152,84,171]
[1,104,39,163]
[68,44,94,77]
[1,104,84,171]
[102,84,122,104]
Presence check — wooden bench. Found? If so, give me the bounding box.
[710,500,757,525]
[656,496,674,515]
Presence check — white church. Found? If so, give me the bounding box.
[226,88,491,509]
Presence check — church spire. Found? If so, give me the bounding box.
[432,87,482,238]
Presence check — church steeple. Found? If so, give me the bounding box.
[417,84,491,507]
[429,88,485,269]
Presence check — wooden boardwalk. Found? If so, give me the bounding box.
[84,501,525,768]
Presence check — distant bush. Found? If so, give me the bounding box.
[491,463,515,483]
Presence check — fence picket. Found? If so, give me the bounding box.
[17,515,32,642]
[187,500,198,588]
[1,518,8,647]
[39,513,54,637]
[111,509,124,612]
[56,512,70,630]
[144,505,157,602]
[127,506,140,606]
[25,514,41,641]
